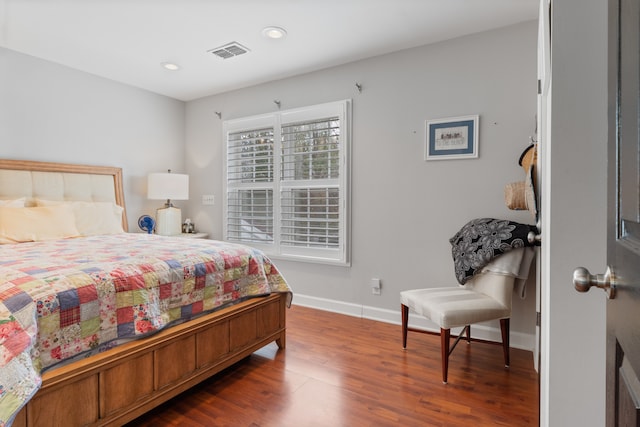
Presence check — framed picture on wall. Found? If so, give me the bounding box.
[425,115,479,160]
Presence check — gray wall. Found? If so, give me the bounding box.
[0,47,186,230]
[542,0,608,425]
[185,22,540,344]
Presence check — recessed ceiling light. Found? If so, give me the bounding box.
[161,62,181,71]
[262,26,287,39]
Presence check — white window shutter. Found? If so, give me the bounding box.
[223,100,350,265]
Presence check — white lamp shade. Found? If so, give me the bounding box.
[147,173,189,201]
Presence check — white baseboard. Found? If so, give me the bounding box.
[292,293,535,352]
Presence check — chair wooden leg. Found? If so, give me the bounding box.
[441,328,450,384]
[466,324,471,343]
[500,318,510,368]
[401,304,409,349]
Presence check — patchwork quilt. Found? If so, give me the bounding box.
[0,233,291,426]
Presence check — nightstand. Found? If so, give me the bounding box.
[178,232,208,239]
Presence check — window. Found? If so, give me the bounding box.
[223,100,350,265]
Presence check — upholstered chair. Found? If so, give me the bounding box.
[400,247,533,384]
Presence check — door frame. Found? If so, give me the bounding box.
[540,0,609,425]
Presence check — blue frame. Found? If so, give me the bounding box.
[425,115,478,160]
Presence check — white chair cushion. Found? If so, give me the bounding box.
[400,287,511,330]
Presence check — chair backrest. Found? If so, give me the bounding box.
[463,273,516,310]
[461,247,533,310]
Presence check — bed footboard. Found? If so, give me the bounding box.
[12,293,287,427]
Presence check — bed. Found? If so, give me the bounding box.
[0,159,292,427]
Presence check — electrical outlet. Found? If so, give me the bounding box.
[371,278,381,295]
[202,195,215,205]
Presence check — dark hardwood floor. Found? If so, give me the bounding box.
[127,305,539,427]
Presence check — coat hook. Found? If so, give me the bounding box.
[274,100,281,109]
[215,111,222,119]
[355,82,362,93]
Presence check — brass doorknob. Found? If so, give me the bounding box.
[573,266,616,299]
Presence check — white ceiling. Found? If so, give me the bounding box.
[1,0,538,101]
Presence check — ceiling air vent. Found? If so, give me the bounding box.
[208,42,250,59]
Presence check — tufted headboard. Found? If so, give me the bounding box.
[0,159,128,231]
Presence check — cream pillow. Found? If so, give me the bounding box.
[0,205,80,244]
[0,198,26,207]
[36,200,124,236]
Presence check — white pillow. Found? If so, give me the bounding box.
[0,198,26,207]
[36,200,124,236]
[0,205,80,244]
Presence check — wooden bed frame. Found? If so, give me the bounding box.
[0,160,287,427]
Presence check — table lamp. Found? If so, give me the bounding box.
[147,170,189,236]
